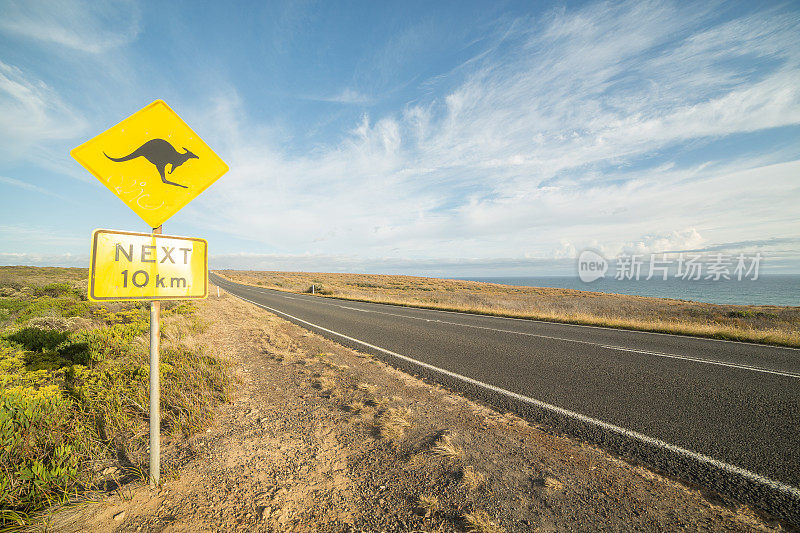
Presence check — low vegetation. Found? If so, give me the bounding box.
[217,270,800,347]
[461,465,485,489]
[417,494,441,518]
[0,267,232,528]
[463,509,505,533]
[430,434,464,462]
[377,406,413,443]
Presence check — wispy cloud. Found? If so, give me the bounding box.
[1,0,797,274]
[0,223,85,250]
[301,88,374,105]
[0,175,77,203]
[0,0,141,53]
[0,61,88,158]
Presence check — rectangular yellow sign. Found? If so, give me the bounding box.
[89,229,207,301]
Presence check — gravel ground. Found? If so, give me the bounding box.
[57,287,781,532]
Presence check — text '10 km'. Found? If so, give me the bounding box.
[89,229,208,301]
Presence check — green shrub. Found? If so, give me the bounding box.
[1,329,88,372]
[38,283,76,298]
[5,328,70,353]
[68,362,149,449]
[173,302,196,315]
[73,322,148,366]
[0,299,29,316]
[161,346,231,435]
[0,386,97,519]
[15,297,91,324]
[0,272,232,527]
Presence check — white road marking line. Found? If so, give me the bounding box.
[340,305,370,312]
[229,292,800,501]
[282,296,297,300]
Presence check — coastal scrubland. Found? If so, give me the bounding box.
[0,267,783,530]
[0,266,232,528]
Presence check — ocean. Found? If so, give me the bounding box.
[458,275,800,307]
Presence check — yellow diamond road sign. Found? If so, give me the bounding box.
[71,100,228,228]
[89,229,207,301]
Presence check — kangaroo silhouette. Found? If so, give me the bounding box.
[104,139,198,189]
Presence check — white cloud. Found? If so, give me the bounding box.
[2,0,784,273]
[620,229,706,256]
[185,0,799,272]
[0,0,141,53]
[0,175,78,203]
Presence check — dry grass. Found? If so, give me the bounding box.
[311,376,338,393]
[346,399,366,414]
[463,510,505,533]
[545,476,564,491]
[357,383,379,397]
[0,266,88,290]
[215,270,800,347]
[378,406,413,442]
[462,465,485,489]
[431,434,464,462]
[418,494,441,517]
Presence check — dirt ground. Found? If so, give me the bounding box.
[52,285,780,532]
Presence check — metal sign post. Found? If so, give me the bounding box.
[72,100,227,489]
[86,226,207,487]
[149,225,162,487]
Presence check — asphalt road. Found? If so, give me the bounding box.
[210,273,800,521]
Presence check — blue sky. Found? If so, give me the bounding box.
[1,0,799,276]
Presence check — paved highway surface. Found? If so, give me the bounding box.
[210,273,800,522]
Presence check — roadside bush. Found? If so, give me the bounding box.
[161,346,231,435]
[0,272,232,527]
[38,283,76,298]
[15,297,91,324]
[0,299,29,317]
[5,328,70,353]
[73,322,148,366]
[0,386,98,521]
